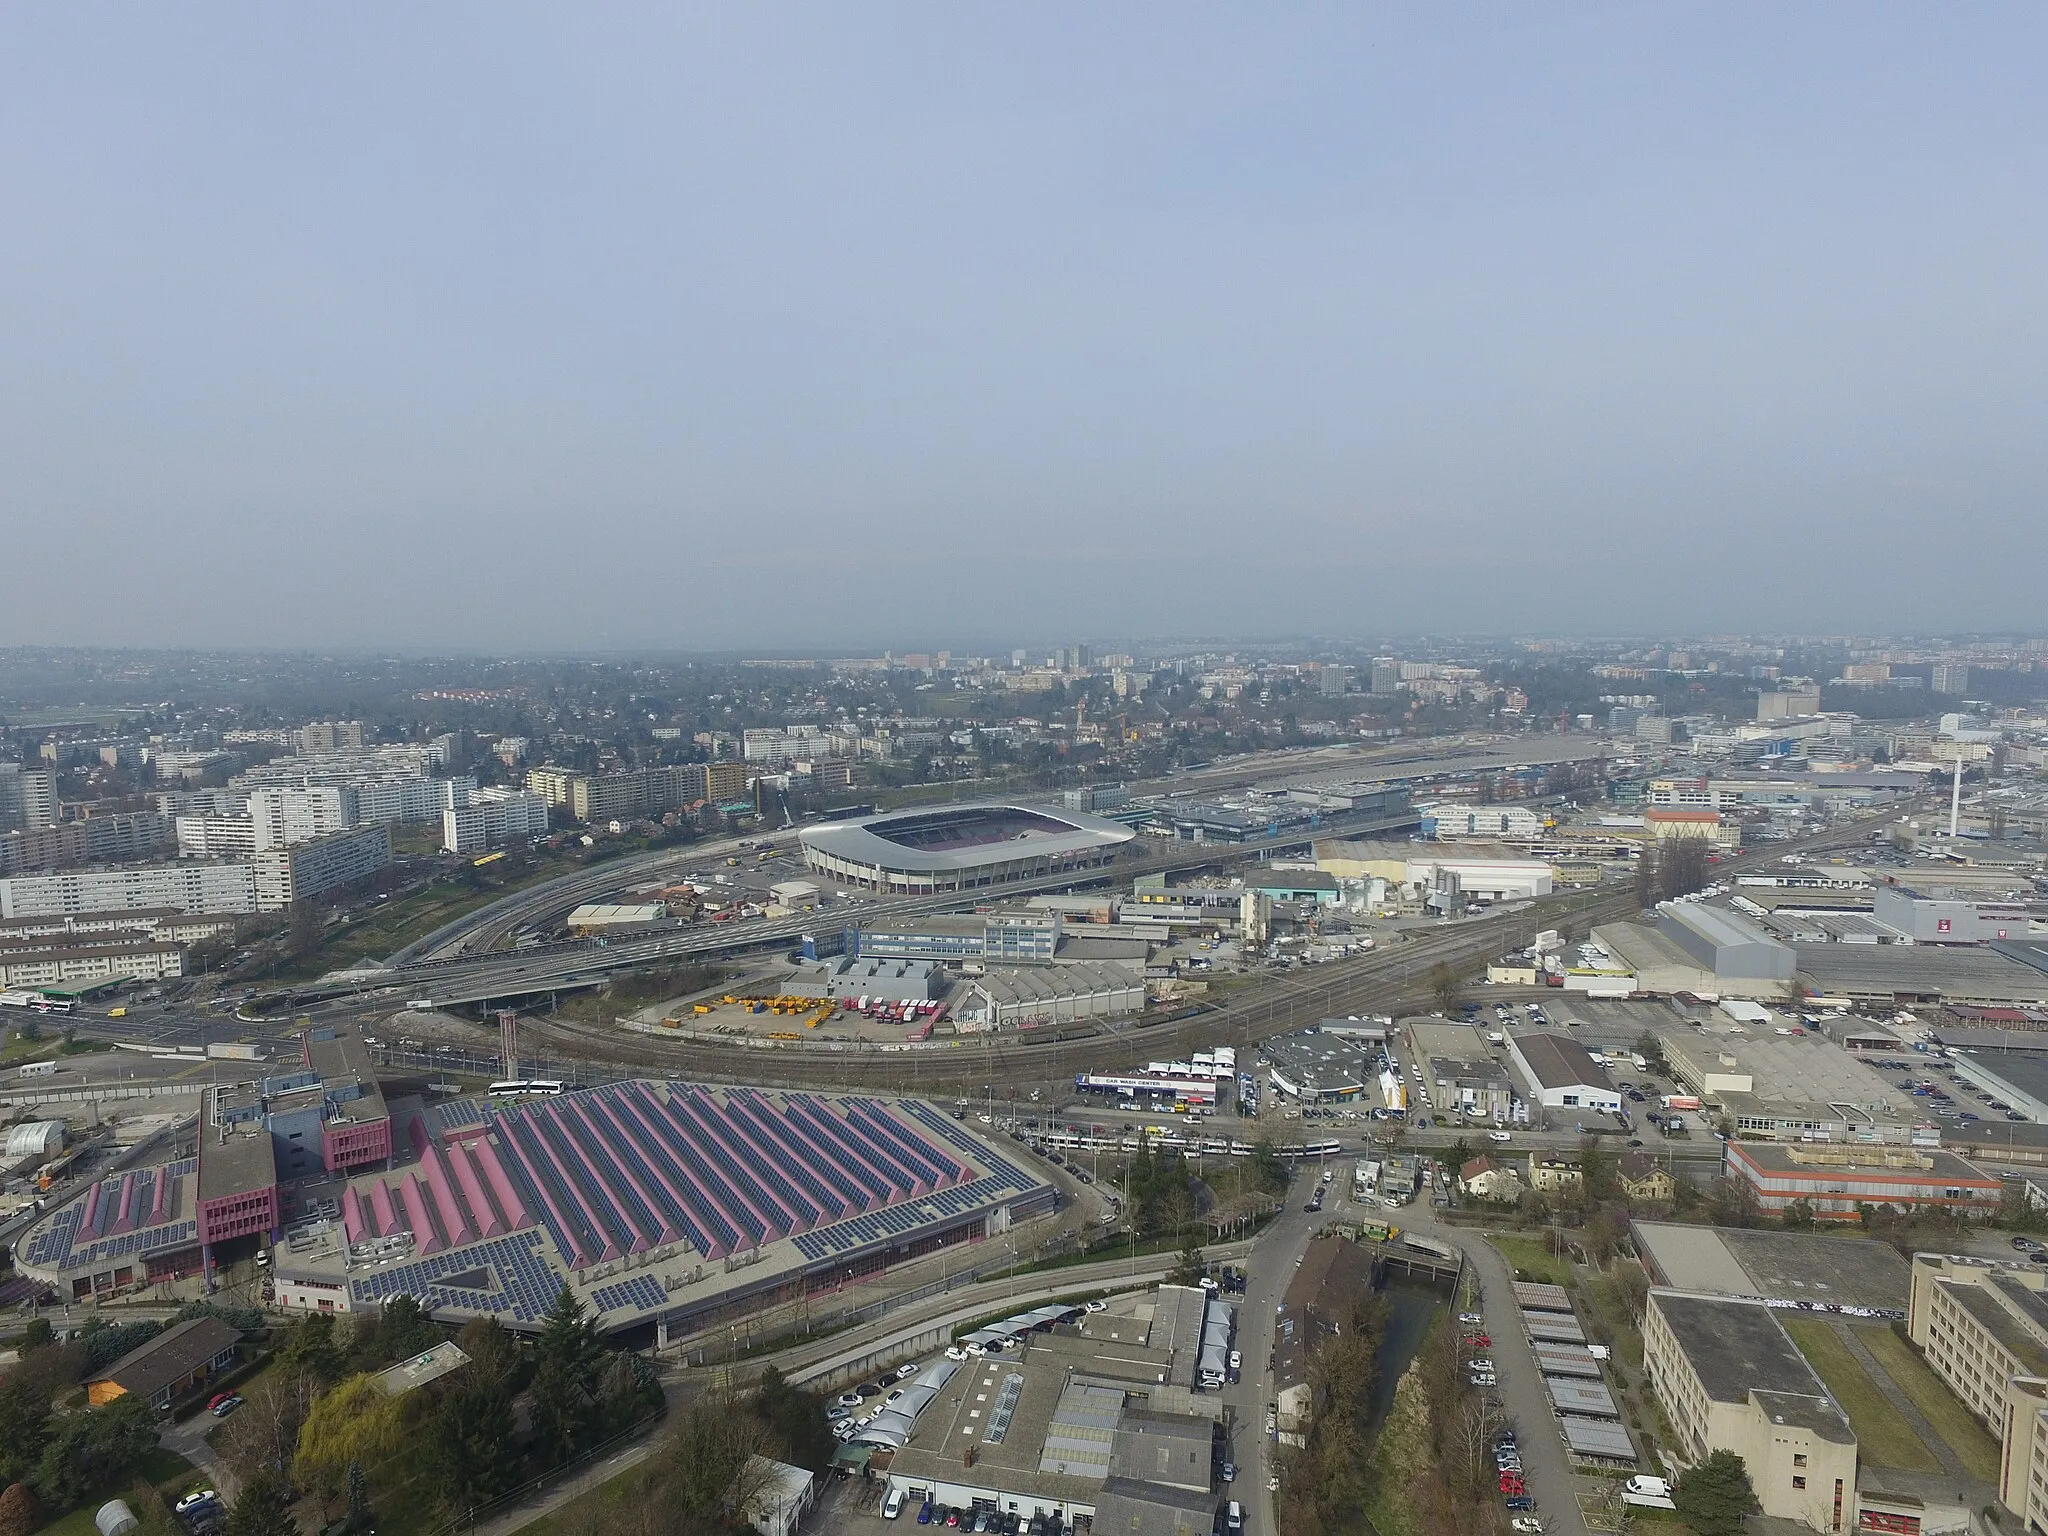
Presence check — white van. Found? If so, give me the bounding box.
[882,1487,905,1520]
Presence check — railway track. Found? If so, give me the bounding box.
[477,801,1917,1093]
[511,888,1641,1093]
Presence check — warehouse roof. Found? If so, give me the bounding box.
[1513,1033,1615,1093]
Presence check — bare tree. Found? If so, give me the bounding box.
[217,1368,322,1487]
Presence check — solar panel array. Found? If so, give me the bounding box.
[984,1372,1026,1444]
[483,1083,975,1271]
[434,1100,484,1131]
[19,1158,198,1272]
[349,1230,562,1324]
[66,1220,198,1270]
[591,1273,668,1315]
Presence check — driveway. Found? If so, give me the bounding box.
[1410,1214,1591,1536]
[160,1406,235,1501]
[1220,1167,1321,1535]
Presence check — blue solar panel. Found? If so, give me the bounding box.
[591,1086,731,1255]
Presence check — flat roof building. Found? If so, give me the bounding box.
[1952,1051,2048,1126]
[1722,1140,2002,1222]
[1655,1019,1935,1146]
[1643,1291,1857,1531]
[1907,1254,2048,1529]
[1795,944,2048,1009]
[881,1294,1224,1529]
[1262,1028,1377,1102]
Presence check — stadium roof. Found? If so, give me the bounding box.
[799,802,1133,876]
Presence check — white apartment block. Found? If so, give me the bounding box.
[176,816,258,858]
[350,776,460,824]
[1643,1291,1858,1532]
[292,720,365,754]
[0,824,390,917]
[248,787,358,849]
[0,863,265,919]
[260,823,391,904]
[0,941,186,990]
[234,746,437,792]
[442,790,549,854]
[742,726,824,765]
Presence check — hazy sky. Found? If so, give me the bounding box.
[3,5,2045,651]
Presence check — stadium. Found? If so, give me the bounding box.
[15,1071,1057,1342]
[797,802,1135,894]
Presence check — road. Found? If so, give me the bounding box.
[307,806,1427,1011]
[49,798,1912,1102]
[1223,1170,1320,1534]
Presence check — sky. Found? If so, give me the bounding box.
[2,4,2045,652]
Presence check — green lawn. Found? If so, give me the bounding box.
[1582,1270,1646,1372]
[1779,1319,1940,1473]
[1486,1233,1572,1287]
[515,1454,657,1536]
[1857,1325,2003,1483]
[35,1505,105,1536]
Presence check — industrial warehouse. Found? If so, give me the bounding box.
[13,1031,1056,1338]
[797,803,1134,894]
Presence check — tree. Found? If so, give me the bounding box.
[365,1295,438,1365]
[217,1370,321,1489]
[454,1317,523,1392]
[530,1286,603,1463]
[752,1367,832,1472]
[1429,962,1462,1014]
[0,1382,53,1488]
[421,1381,517,1516]
[275,1311,344,1383]
[1782,1197,1817,1231]
[1707,1174,1762,1229]
[224,1475,296,1536]
[1614,1265,1651,1325]
[287,902,323,961]
[1578,1135,1617,1205]
[0,1483,40,1536]
[1155,1184,1198,1247]
[1672,1448,1757,1536]
[31,1397,157,1509]
[1169,1242,1206,1287]
[17,1321,52,1354]
[652,1395,768,1530]
[1249,1140,1289,1197]
[293,1374,409,1508]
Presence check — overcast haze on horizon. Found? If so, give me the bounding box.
[3,5,2045,654]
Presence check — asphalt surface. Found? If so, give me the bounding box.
[1225,1171,1320,1534]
